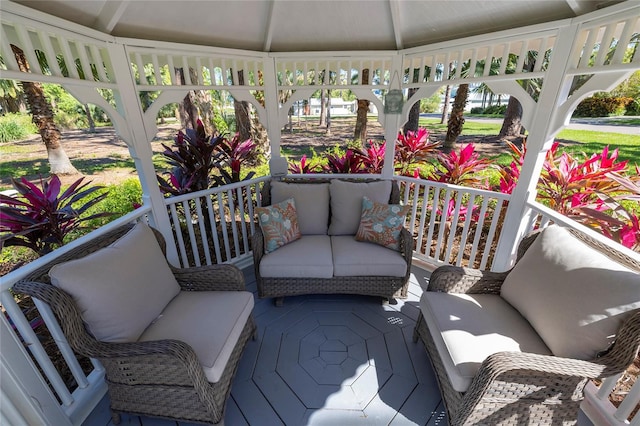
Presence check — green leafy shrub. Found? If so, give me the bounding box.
[82,179,143,230]
[420,94,442,113]
[625,99,640,116]
[573,96,633,117]
[483,104,507,115]
[470,107,485,114]
[0,114,38,143]
[54,110,88,130]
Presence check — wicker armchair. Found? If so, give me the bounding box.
[14,222,257,425]
[413,226,640,426]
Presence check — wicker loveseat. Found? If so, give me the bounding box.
[14,222,256,425]
[413,224,640,425]
[252,178,413,305]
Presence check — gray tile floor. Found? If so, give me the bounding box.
[84,265,447,426]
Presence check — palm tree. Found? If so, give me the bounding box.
[499,51,540,138]
[175,67,199,131]
[233,70,252,142]
[443,83,469,151]
[353,68,370,143]
[403,67,426,134]
[10,44,78,175]
[440,84,451,124]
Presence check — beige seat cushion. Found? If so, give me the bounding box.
[331,236,407,277]
[259,235,333,278]
[420,292,552,392]
[271,181,330,235]
[49,222,181,343]
[139,291,254,383]
[328,180,392,235]
[501,225,640,360]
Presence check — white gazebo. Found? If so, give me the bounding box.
[1,1,639,424]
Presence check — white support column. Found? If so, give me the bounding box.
[382,55,405,178]
[492,24,580,271]
[105,44,178,262]
[263,57,287,176]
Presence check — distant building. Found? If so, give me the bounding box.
[293,98,357,116]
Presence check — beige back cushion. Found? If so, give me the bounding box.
[328,180,392,235]
[501,225,640,360]
[49,222,181,343]
[271,181,330,235]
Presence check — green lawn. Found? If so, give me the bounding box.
[419,118,640,166]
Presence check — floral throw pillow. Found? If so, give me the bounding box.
[355,196,409,251]
[256,198,301,253]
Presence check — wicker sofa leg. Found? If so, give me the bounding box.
[111,411,121,425]
[274,297,284,307]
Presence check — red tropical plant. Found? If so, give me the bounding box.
[537,143,627,215]
[0,176,110,255]
[428,143,491,188]
[495,140,526,194]
[217,132,257,183]
[156,119,226,195]
[496,141,638,250]
[288,155,320,174]
[157,120,258,195]
[577,169,640,250]
[358,140,386,174]
[395,128,440,176]
[322,149,365,174]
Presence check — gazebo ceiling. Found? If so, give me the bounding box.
[8,0,626,52]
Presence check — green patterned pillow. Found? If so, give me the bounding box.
[355,196,409,251]
[256,198,301,253]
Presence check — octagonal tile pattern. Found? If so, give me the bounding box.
[230,275,447,426]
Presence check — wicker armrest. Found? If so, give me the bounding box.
[399,227,413,279]
[252,225,265,260]
[252,225,265,280]
[170,264,246,291]
[399,228,413,262]
[82,337,198,361]
[428,265,509,294]
[478,351,607,383]
[457,350,607,422]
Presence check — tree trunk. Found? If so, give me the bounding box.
[325,94,331,135]
[319,89,327,127]
[190,67,215,135]
[443,83,469,151]
[403,88,420,134]
[251,117,270,161]
[234,70,252,141]
[175,68,198,130]
[84,104,96,132]
[440,85,451,124]
[11,44,78,175]
[498,96,523,138]
[354,99,370,144]
[234,99,252,141]
[353,69,370,144]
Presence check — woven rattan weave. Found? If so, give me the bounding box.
[14,223,256,425]
[412,228,640,426]
[252,178,412,305]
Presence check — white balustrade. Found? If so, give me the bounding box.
[163,177,268,268]
[0,209,151,424]
[395,176,510,270]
